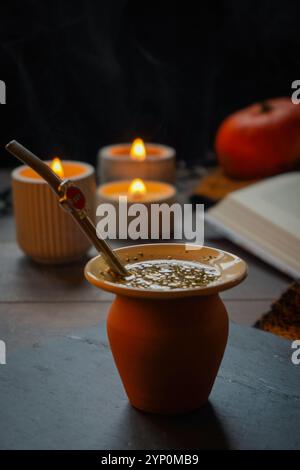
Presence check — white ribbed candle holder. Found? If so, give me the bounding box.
[12,161,96,264]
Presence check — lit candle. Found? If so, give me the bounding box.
[128,178,147,199]
[50,157,65,178]
[130,139,146,161]
[12,159,96,264]
[98,138,176,184]
[97,178,176,239]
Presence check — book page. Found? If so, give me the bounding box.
[227,172,300,239]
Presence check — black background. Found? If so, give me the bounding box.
[0,0,299,168]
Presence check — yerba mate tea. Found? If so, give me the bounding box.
[117,259,220,290]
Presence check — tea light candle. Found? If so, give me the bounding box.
[98,138,176,184]
[97,178,176,239]
[98,178,176,205]
[12,159,96,264]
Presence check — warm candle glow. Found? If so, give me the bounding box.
[130,138,146,161]
[128,178,147,198]
[50,158,64,178]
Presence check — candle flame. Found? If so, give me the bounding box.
[130,138,146,161]
[50,157,64,178]
[128,178,147,198]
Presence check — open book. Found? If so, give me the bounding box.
[206,172,300,279]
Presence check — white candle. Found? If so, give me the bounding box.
[98,139,176,183]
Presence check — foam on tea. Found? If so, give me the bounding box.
[117,259,220,290]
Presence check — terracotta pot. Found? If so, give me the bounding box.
[85,244,247,414]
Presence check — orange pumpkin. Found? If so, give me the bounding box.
[215,98,300,179]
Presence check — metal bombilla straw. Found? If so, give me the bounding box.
[5,140,129,278]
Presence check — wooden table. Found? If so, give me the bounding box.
[0,188,299,449]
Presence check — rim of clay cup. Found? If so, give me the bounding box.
[84,243,248,299]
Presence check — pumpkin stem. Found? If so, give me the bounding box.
[260,101,272,112]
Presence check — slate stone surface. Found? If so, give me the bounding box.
[0,317,299,450]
